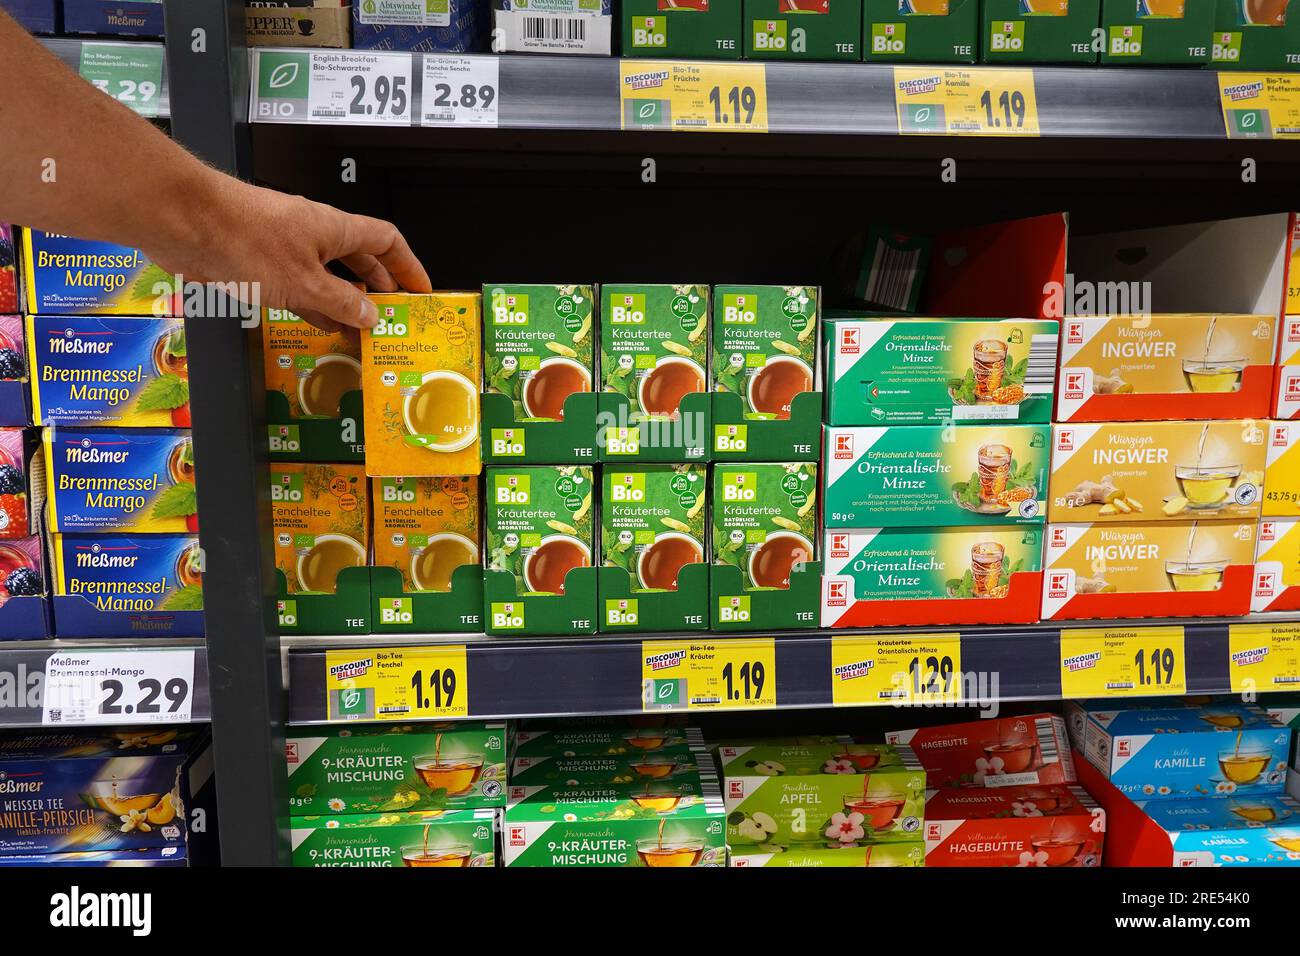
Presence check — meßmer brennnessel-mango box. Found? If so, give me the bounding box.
[1251,517,1300,612]
[823,423,1049,527]
[372,475,478,592]
[824,316,1058,425]
[712,285,818,420]
[21,229,175,315]
[1041,519,1257,620]
[1049,420,1266,524]
[263,308,361,420]
[1264,420,1300,516]
[291,808,497,868]
[1100,0,1215,64]
[1056,313,1276,422]
[51,532,204,625]
[271,462,369,595]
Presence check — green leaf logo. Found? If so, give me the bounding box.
[638,102,656,120]
[915,106,931,124]
[269,61,300,90]
[1242,112,1257,130]
[343,688,361,710]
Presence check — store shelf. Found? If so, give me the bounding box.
[42,37,170,119]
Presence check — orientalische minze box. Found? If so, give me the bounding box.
[602,464,706,592]
[712,462,818,589]
[291,808,497,868]
[372,475,479,591]
[712,285,818,421]
[823,423,1049,527]
[484,284,594,423]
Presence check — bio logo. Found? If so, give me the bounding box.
[610,472,646,502]
[271,472,305,502]
[379,597,414,625]
[268,424,301,454]
[719,595,751,623]
[491,292,529,325]
[632,16,667,47]
[606,426,641,456]
[277,599,298,627]
[610,293,646,324]
[491,428,525,457]
[872,23,906,54]
[722,293,757,324]
[1109,25,1142,56]
[491,601,525,629]
[494,473,532,505]
[371,304,410,336]
[722,472,757,502]
[989,21,1024,52]
[752,19,788,51]
[1212,32,1241,62]
[715,424,748,453]
[606,598,639,626]
[381,478,417,503]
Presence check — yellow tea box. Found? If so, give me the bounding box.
[1252,517,1300,613]
[1049,420,1265,524]
[1041,519,1256,620]
[263,308,361,419]
[361,293,482,477]
[1274,315,1300,419]
[1057,313,1276,422]
[372,475,479,591]
[271,462,369,594]
[1264,420,1300,517]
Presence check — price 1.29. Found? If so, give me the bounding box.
[349,73,408,118]
[98,677,190,717]
[907,654,957,699]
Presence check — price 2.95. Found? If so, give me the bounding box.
[349,74,408,117]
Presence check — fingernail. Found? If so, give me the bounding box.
[359,298,379,328]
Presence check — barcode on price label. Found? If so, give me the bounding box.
[41,650,196,726]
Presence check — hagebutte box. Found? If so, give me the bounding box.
[886,714,1076,789]
[1252,517,1300,613]
[922,785,1104,867]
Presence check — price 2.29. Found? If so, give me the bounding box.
[99,677,190,716]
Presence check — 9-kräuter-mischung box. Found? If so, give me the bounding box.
[290,808,498,868]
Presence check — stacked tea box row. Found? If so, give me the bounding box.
[0,0,165,37]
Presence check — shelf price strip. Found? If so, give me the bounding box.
[1227,622,1300,693]
[831,634,962,707]
[325,645,468,721]
[79,41,165,119]
[641,638,776,711]
[619,61,768,133]
[894,66,1039,137]
[41,649,195,726]
[1218,73,1300,139]
[1059,626,1186,699]
[421,55,499,128]
[253,50,413,126]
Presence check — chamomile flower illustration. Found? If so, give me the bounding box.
[1216,781,1237,795]
[328,797,347,812]
[564,813,578,822]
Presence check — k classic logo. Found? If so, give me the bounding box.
[50,887,152,937]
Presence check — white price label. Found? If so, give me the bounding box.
[42,650,196,726]
[307,51,413,126]
[421,55,499,128]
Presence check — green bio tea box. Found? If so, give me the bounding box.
[743,0,861,60]
[864,0,979,61]
[290,808,497,868]
[602,464,707,593]
[823,423,1049,528]
[484,284,595,424]
[286,722,508,816]
[981,0,1102,63]
[712,285,819,421]
[712,462,818,588]
[486,465,594,595]
[730,842,925,866]
[622,0,743,58]
[510,747,703,786]
[512,725,702,758]
[1210,0,1300,68]
[825,316,1058,425]
[1100,0,1215,63]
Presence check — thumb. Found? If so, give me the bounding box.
[296,273,378,330]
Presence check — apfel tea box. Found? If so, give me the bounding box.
[886,714,1077,788]
[286,722,507,816]
[484,284,594,423]
[823,423,1049,527]
[712,285,819,421]
[271,463,368,595]
[290,808,496,868]
[372,476,478,592]
[1049,420,1266,524]
[262,308,361,420]
[923,785,1104,867]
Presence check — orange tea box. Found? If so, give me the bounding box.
[271,462,369,594]
[372,475,479,592]
[361,293,482,477]
[1057,313,1276,422]
[1252,517,1300,613]
[1264,420,1300,517]
[263,308,361,419]
[1049,420,1265,524]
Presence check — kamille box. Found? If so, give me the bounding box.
[1057,313,1276,422]
[1131,795,1300,867]
[1049,420,1266,524]
[372,476,478,592]
[262,308,361,419]
[742,0,861,60]
[484,284,595,423]
[1100,0,1216,63]
[27,316,189,427]
[821,526,1043,627]
[886,714,1077,788]
[980,0,1102,63]
[21,229,174,315]
[291,808,497,868]
[712,461,817,588]
[863,0,979,62]
[360,292,482,477]
[923,785,1105,867]
[52,533,203,617]
[1210,0,1300,68]
[1251,517,1300,612]
[270,462,369,595]
[824,316,1058,426]
[712,285,819,420]
[602,464,706,592]
[1264,420,1300,516]
[823,423,1049,528]
[621,0,743,58]
[729,843,925,866]
[1041,519,1256,620]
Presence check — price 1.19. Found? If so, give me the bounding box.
[99,677,190,717]
[349,73,409,118]
[410,667,456,713]
[722,660,765,702]
[709,84,758,127]
[1134,646,1177,688]
[979,88,1028,130]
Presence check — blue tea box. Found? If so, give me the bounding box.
[45,428,197,534]
[62,0,164,37]
[352,0,485,51]
[0,728,209,855]
[0,0,58,33]
[21,230,174,316]
[0,847,186,866]
[1136,795,1300,867]
[1076,704,1291,800]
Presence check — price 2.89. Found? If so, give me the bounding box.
[427,82,496,111]
[99,677,189,716]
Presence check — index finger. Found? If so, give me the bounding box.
[338,213,432,294]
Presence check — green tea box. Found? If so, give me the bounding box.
[485,465,594,595]
[512,726,702,758]
[712,461,818,589]
[290,808,497,868]
[729,842,925,866]
[864,0,979,61]
[825,316,1058,425]
[743,0,860,60]
[981,0,1102,62]
[602,463,707,594]
[622,0,743,58]
[720,742,926,845]
[712,285,819,421]
[822,423,1049,528]
[286,722,508,816]
[484,284,595,423]
[510,746,703,786]
[1100,0,1215,63]
[1209,0,1300,68]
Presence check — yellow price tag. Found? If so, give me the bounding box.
[1228,622,1300,693]
[325,645,468,721]
[894,66,1039,136]
[620,61,768,133]
[641,638,776,711]
[1060,627,1186,699]
[1219,73,1300,139]
[831,634,962,707]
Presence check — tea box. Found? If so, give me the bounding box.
[492,0,614,54]
[1276,316,1300,420]
[1099,0,1216,63]
[1,0,59,33]
[352,0,486,50]
[824,316,1058,425]
[271,463,369,595]
[823,423,1049,528]
[0,727,209,855]
[0,535,45,610]
[21,230,171,315]
[729,842,925,866]
[360,292,482,477]
[1264,420,1300,517]
[1069,703,1290,799]
[863,0,979,62]
[485,465,594,595]
[712,461,817,588]
[712,285,819,420]
[484,284,595,424]
[286,722,508,815]
[1056,313,1276,421]
[372,476,478,592]
[1210,0,1300,68]
[510,746,704,786]
[0,428,39,538]
[885,714,1077,789]
[1253,518,1300,611]
[722,742,926,846]
[512,726,700,758]
[922,785,1105,867]
[742,0,860,60]
[820,526,1043,627]
[62,0,163,36]
[26,316,189,427]
[503,776,726,866]
[980,0,1101,63]
[51,532,203,615]
[0,314,24,384]
[290,808,497,867]
[621,0,743,58]
[1048,420,1266,524]
[45,428,196,534]
[262,308,361,420]
[1040,519,1257,620]
[1131,795,1300,867]
[602,464,706,595]
[0,848,186,866]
